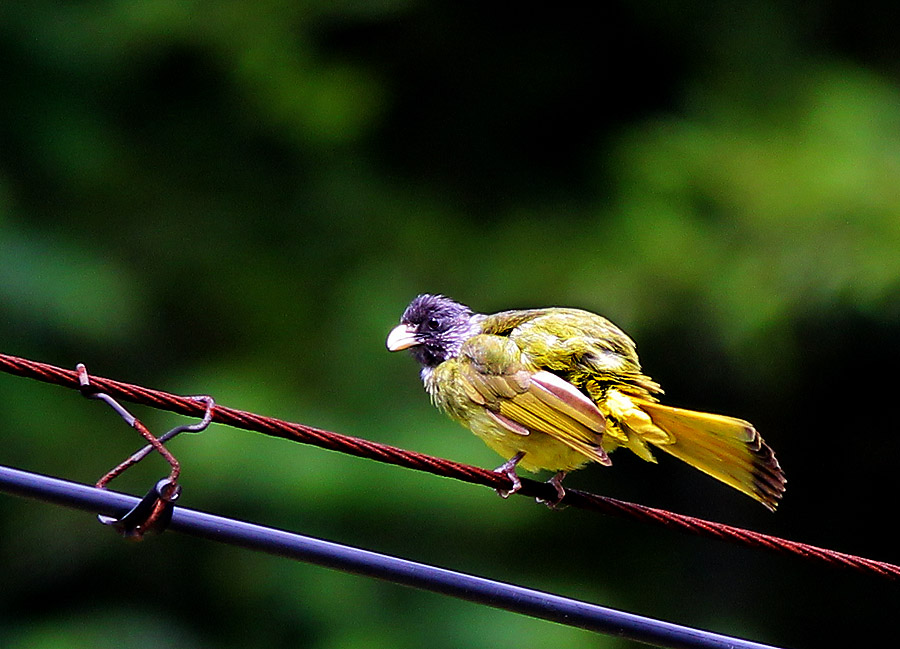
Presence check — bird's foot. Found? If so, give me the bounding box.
[536,471,567,508]
[493,451,525,498]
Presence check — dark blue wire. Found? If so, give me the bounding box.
[0,464,786,649]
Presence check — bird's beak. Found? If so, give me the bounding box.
[386,324,420,351]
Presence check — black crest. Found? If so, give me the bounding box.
[401,294,474,367]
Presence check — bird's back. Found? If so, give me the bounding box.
[479,308,662,401]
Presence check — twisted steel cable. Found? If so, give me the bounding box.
[1,351,897,580]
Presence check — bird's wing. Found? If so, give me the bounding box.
[458,334,611,466]
[487,308,662,396]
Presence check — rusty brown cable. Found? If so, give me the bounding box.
[1,351,897,580]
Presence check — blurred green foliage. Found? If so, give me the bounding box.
[2,2,899,648]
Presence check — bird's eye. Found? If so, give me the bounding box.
[425,317,440,331]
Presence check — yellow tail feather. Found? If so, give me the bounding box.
[635,400,786,511]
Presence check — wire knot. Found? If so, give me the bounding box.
[99,478,181,540]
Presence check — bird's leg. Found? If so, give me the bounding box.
[536,471,567,508]
[493,451,525,498]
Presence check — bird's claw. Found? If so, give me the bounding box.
[536,471,567,508]
[493,451,525,498]
[495,471,522,498]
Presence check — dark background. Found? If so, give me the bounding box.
[2,2,899,648]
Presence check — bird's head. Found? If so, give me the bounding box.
[386,294,476,368]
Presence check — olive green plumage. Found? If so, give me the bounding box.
[387,294,786,510]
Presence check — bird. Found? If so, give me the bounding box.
[386,294,785,510]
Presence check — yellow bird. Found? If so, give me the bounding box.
[387,294,785,510]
